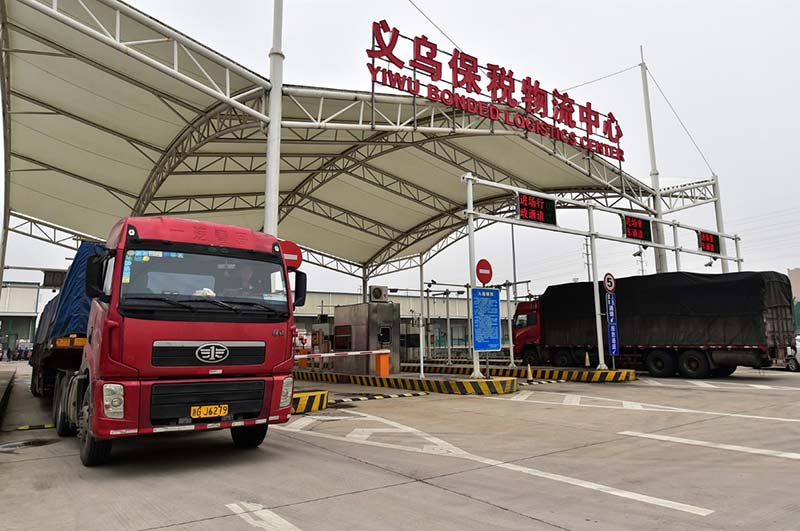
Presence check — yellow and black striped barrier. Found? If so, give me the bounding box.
[399,364,635,382]
[293,370,517,395]
[291,390,329,414]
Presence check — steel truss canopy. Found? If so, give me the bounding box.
[0,0,718,278]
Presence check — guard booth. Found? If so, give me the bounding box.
[333,302,400,375]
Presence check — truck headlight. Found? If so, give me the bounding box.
[279,377,293,408]
[102,383,124,419]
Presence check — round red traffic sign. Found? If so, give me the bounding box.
[280,240,303,270]
[603,272,616,293]
[476,259,493,285]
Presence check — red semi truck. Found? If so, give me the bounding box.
[45,217,306,466]
[513,272,795,378]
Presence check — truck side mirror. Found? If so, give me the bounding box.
[293,270,307,308]
[85,248,111,303]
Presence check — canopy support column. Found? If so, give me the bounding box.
[361,271,368,303]
[418,253,425,379]
[464,173,484,379]
[588,206,608,370]
[264,0,284,236]
[712,174,730,273]
[640,47,669,273]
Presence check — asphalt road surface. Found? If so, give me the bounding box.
[3,363,800,530]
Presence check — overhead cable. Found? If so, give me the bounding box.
[563,64,639,92]
[406,0,462,51]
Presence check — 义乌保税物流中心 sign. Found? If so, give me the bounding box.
[366,20,625,161]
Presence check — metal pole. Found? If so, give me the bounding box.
[445,290,452,365]
[506,282,516,368]
[464,173,484,378]
[263,0,284,236]
[735,235,742,272]
[425,286,431,357]
[361,271,368,303]
[671,223,682,271]
[418,253,425,379]
[640,46,668,274]
[511,224,518,300]
[588,207,608,370]
[712,174,730,273]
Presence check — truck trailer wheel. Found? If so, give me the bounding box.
[78,387,112,467]
[787,358,800,372]
[712,366,737,377]
[53,373,77,437]
[678,350,711,379]
[553,351,572,367]
[645,350,676,377]
[231,424,268,449]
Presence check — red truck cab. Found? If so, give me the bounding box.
[61,217,306,466]
[513,298,543,365]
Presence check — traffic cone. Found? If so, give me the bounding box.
[526,363,533,383]
[584,352,590,368]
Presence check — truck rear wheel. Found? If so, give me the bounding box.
[53,373,76,437]
[712,366,737,377]
[553,350,572,367]
[678,350,710,379]
[645,350,676,377]
[78,387,112,467]
[231,424,268,449]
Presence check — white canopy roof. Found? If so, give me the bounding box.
[2,0,675,278]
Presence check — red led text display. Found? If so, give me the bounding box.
[623,215,652,242]
[697,231,721,254]
[518,193,557,225]
[366,20,625,161]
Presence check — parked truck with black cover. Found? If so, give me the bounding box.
[513,272,796,377]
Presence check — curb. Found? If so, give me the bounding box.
[329,392,427,405]
[519,380,566,386]
[0,369,16,428]
[399,364,635,382]
[293,370,517,395]
[292,390,329,414]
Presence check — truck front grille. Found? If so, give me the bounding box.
[150,380,265,425]
[151,341,265,367]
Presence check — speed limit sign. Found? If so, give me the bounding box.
[603,272,616,293]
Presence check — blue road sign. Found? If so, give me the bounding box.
[605,292,619,356]
[471,288,501,351]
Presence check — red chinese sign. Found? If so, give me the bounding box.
[697,231,721,254]
[623,215,652,242]
[518,193,557,225]
[367,20,625,161]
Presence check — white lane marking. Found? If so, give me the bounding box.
[275,411,713,516]
[689,381,717,388]
[619,431,800,461]
[641,378,665,386]
[483,391,800,423]
[285,417,316,431]
[227,502,302,531]
[638,378,800,392]
[562,394,581,406]
[510,391,534,401]
[346,427,414,441]
[623,401,643,410]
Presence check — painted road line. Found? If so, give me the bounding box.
[227,501,303,531]
[619,431,800,461]
[562,394,581,406]
[689,381,717,388]
[485,391,800,423]
[275,411,713,517]
[510,391,534,401]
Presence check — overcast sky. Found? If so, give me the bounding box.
[4,0,799,304]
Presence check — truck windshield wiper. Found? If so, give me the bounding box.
[226,300,288,316]
[177,298,240,313]
[121,295,195,311]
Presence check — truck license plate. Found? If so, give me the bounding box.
[190,404,229,418]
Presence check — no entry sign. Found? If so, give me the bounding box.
[280,240,303,270]
[476,259,493,285]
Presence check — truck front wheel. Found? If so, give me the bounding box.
[521,347,540,367]
[678,350,710,379]
[78,387,112,466]
[645,350,676,378]
[231,424,268,449]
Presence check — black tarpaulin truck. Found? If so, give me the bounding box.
[513,272,796,378]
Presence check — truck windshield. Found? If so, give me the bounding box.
[119,249,288,314]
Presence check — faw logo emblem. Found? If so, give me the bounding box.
[195,343,230,363]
